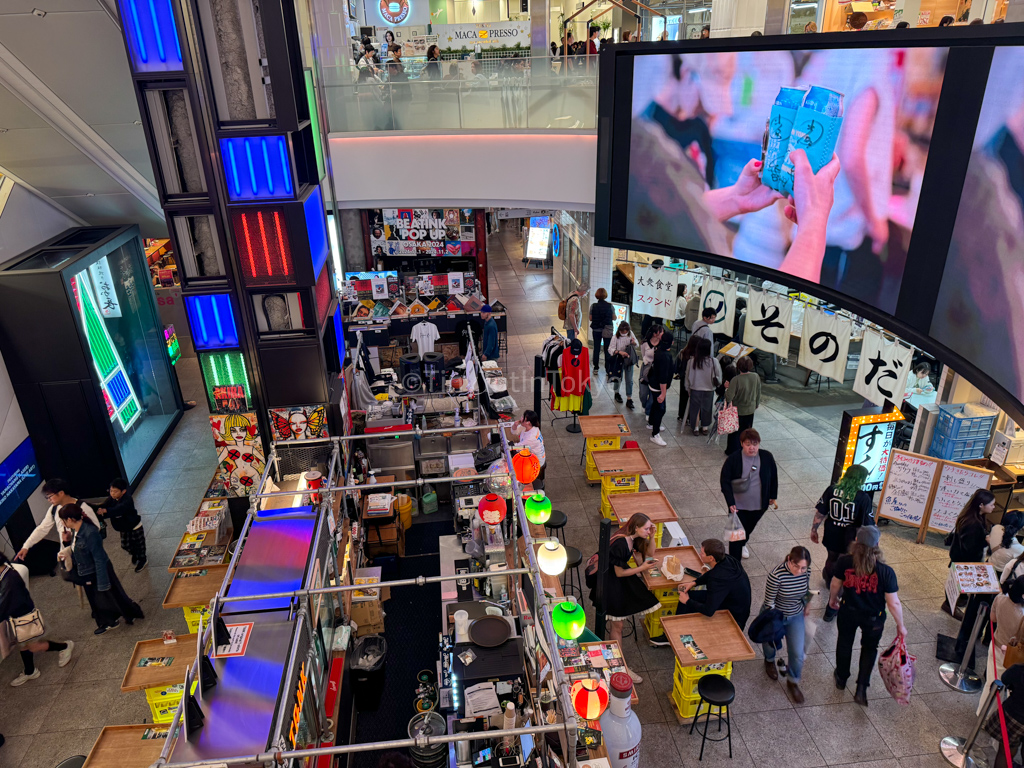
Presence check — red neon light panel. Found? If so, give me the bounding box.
[231,208,296,286]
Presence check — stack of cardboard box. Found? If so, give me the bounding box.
[351,566,390,637]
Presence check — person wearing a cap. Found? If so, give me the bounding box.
[828,525,906,706]
[480,305,499,362]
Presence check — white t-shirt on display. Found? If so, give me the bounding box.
[411,321,440,358]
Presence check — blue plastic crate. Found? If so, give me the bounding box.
[934,404,998,441]
[929,432,989,462]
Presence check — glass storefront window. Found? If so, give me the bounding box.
[788,0,820,33]
[66,241,180,480]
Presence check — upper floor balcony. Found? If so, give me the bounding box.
[322,54,599,133]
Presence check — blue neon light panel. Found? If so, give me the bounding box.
[117,0,184,73]
[333,305,346,367]
[220,136,295,202]
[304,186,329,278]
[185,294,240,350]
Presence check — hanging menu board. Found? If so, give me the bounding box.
[876,450,939,529]
[876,448,994,542]
[927,463,994,535]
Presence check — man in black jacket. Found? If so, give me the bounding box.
[647,326,674,446]
[99,478,147,572]
[720,428,778,560]
[649,538,751,646]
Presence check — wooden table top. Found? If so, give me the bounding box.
[641,546,705,591]
[120,634,197,692]
[162,565,228,609]
[167,524,233,573]
[84,724,171,768]
[579,415,631,439]
[592,448,651,476]
[661,611,755,667]
[610,491,679,524]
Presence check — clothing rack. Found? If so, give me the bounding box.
[542,326,583,433]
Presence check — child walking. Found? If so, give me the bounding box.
[99,478,147,571]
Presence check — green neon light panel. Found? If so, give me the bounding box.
[74,275,142,431]
[199,351,252,412]
[304,69,325,180]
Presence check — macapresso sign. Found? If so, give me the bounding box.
[434,21,531,50]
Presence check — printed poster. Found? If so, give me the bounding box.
[630,265,676,321]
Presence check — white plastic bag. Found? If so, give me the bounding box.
[725,511,747,542]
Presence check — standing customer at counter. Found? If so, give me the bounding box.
[480,305,499,361]
[723,355,761,454]
[811,464,872,608]
[608,321,639,409]
[595,513,661,670]
[665,538,752,634]
[946,489,996,669]
[761,547,811,703]
[684,337,721,436]
[828,526,906,707]
[720,429,778,560]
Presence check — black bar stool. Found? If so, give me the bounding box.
[562,546,583,599]
[545,510,567,544]
[689,674,735,761]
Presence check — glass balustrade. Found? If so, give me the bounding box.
[322,54,599,133]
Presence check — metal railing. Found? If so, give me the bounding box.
[322,54,599,133]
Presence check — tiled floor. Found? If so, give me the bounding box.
[0,224,995,768]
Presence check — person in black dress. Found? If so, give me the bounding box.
[598,513,661,675]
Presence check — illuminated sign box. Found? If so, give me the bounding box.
[200,351,253,413]
[834,406,905,492]
[230,207,297,287]
[117,0,184,73]
[185,294,239,350]
[304,186,329,279]
[0,438,41,529]
[220,136,295,203]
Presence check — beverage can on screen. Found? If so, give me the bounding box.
[778,85,845,195]
[762,86,807,195]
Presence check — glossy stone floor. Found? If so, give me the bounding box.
[0,224,995,768]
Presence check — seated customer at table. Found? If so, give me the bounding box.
[649,538,751,647]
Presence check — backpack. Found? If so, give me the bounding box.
[557,298,567,321]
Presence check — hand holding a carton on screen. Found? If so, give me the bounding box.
[779,149,841,282]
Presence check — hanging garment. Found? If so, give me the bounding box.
[560,346,591,397]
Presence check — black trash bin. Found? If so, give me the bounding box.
[350,635,387,711]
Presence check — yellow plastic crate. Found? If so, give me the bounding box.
[150,699,181,724]
[585,457,601,483]
[145,682,185,704]
[669,687,726,722]
[672,661,732,699]
[586,436,620,453]
[643,600,679,636]
[184,604,210,633]
[601,475,639,493]
[653,584,679,602]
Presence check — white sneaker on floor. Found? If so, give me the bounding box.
[10,669,40,687]
[650,434,667,446]
[646,423,653,430]
[629,670,644,685]
[58,640,74,668]
[742,546,750,559]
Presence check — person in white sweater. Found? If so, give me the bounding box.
[16,478,100,563]
[608,321,639,409]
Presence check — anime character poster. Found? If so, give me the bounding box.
[209,413,266,496]
[269,405,329,441]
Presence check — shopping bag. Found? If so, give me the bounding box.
[718,404,739,435]
[1003,616,1024,668]
[725,511,747,542]
[878,636,916,705]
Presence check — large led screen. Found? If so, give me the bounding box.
[930,47,1024,409]
[622,47,948,314]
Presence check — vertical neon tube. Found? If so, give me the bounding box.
[279,139,293,195]
[241,213,257,276]
[194,299,209,345]
[128,0,148,63]
[273,212,289,275]
[261,138,275,194]
[244,140,258,196]
[227,143,242,197]
[147,0,166,62]
[169,0,182,62]
[212,297,225,343]
[257,211,274,276]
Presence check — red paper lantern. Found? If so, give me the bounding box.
[571,679,609,720]
[477,493,507,525]
[511,448,541,484]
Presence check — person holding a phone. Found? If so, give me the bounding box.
[719,429,778,560]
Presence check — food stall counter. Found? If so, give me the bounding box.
[121,633,196,692]
[83,724,171,768]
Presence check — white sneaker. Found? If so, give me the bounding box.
[646,423,654,430]
[58,640,74,668]
[742,546,750,559]
[650,434,667,446]
[10,669,40,687]
[629,670,644,685]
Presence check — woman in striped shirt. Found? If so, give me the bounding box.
[762,546,812,703]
